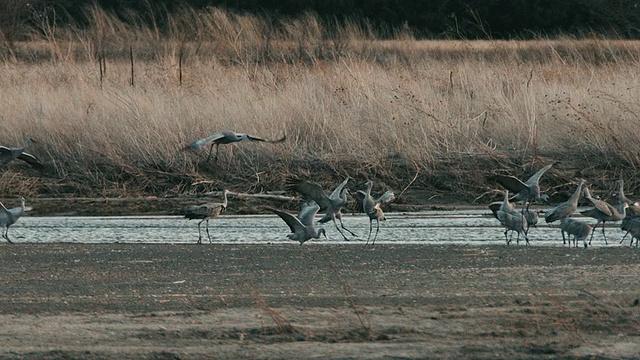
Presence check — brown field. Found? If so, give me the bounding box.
[1,8,640,204]
[1,243,639,359]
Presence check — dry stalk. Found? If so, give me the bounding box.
[319,247,372,339]
[251,291,294,335]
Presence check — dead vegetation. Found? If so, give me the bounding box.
[1,7,640,204]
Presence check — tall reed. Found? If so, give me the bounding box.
[1,7,639,200]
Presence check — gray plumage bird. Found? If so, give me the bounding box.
[490,190,529,245]
[617,179,640,246]
[491,162,555,209]
[620,216,640,247]
[616,179,640,216]
[489,201,538,235]
[184,189,229,244]
[355,180,395,246]
[580,186,627,245]
[0,197,31,243]
[265,202,327,244]
[185,131,286,162]
[0,138,43,169]
[285,177,357,240]
[560,217,592,248]
[544,178,585,223]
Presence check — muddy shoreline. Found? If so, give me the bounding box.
[1,244,639,359]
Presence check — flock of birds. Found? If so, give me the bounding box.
[488,162,640,248]
[184,178,395,245]
[1,133,640,247]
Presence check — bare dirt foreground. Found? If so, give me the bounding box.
[0,244,639,359]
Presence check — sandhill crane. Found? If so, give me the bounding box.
[185,131,286,162]
[184,189,229,244]
[0,138,43,169]
[285,177,357,240]
[0,197,31,243]
[488,201,538,234]
[616,179,640,216]
[544,178,585,223]
[620,216,640,247]
[491,162,555,210]
[265,202,327,244]
[617,179,640,246]
[355,180,395,246]
[489,190,529,245]
[560,217,592,248]
[580,186,627,245]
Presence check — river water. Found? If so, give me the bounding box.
[4,210,633,247]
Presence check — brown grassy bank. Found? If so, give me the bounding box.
[1,8,640,206]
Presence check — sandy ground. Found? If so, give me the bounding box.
[0,243,639,359]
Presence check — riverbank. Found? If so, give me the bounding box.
[1,244,639,359]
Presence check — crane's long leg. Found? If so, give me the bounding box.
[332,219,350,241]
[371,219,380,246]
[206,143,221,163]
[561,229,567,245]
[336,213,358,237]
[197,220,204,244]
[2,226,13,244]
[588,221,600,245]
[206,144,214,162]
[504,230,510,245]
[601,221,608,245]
[365,219,373,246]
[620,231,629,244]
[205,219,212,243]
[332,214,357,241]
[523,232,529,245]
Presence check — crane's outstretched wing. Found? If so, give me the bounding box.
[328,178,350,201]
[488,202,502,219]
[285,177,331,210]
[375,190,396,204]
[265,206,305,233]
[17,152,43,169]
[0,146,14,155]
[245,133,286,143]
[297,202,320,227]
[184,132,227,150]
[524,162,555,186]
[491,174,528,193]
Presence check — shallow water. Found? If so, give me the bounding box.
[5,209,633,247]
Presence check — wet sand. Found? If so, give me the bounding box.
[1,243,639,359]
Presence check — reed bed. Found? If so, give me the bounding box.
[1,7,639,202]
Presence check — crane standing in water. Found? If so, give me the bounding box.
[265,202,327,244]
[580,186,627,245]
[184,189,230,244]
[355,180,395,246]
[0,197,31,243]
[285,177,357,241]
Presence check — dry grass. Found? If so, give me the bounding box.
[1,8,640,201]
